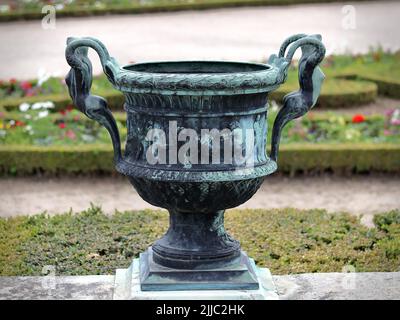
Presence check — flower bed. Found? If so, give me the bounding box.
[1,103,399,175]
[1,103,399,146]
[1,206,398,276]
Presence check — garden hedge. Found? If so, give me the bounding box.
[338,74,400,99]
[271,79,377,109]
[1,207,399,276]
[0,0,373,22]
[0,79,377,112]
[1,143,399,176]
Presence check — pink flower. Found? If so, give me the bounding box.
[384,130,392,136]
[25,89,35,97]
[20,81,32,91]
[58,122,66,129]
[391,119,400,126]
[65,129,76,140]
[385,109,395,117]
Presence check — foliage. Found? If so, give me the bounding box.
[0,103,126,146]
[0,207,399,276]
[2,104,399,146]
[276,110,400,144]
[323,50,400,98]
[271,77,377,108]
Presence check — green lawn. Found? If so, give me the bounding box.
[1,207,399,276]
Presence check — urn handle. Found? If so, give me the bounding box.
[65,37,122,163]
[269,34,326,161]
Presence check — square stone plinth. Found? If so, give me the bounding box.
[113,258,279,300]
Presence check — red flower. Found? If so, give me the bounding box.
[352,114,365,123]
[9,78,17,85]
[58,122,66,129]
[59,109,67,116]
[20,81,32,91]
[66,105,74,112]
[15,120,24,127]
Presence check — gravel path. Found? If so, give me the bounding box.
[0,1,399,79]
[1,175,399,227]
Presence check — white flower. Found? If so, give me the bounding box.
[0,129,6,137]
[0,5,10,13]
[41,101,55,109]
[19,103,30,112]
[38,110,49,118]
[37,68,51,86]
[392,109,400,120]
[31,101,54,110]
[269,100,280,113]
[55,4,65,10]
[24,114,32,120]
[9,120,15,126]
[94,1,106,8]
[31,102,43,110]
[25,125,32,131]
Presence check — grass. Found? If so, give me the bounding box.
[0,206,399,276]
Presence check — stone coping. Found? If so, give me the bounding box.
[0,272,399,300]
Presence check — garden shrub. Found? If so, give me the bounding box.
[0,143,399,176]
[271,79,378,109]
[0,207,398,276]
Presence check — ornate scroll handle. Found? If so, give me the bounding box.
[65,37,122,163]
[269,34,326,161]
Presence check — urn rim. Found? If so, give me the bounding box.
[116,158,277,182]
[114,60,284,95]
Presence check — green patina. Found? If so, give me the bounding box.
[65,34,325,290]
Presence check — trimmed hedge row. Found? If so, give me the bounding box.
[0,0,372,22]
[1,143,399,176]
[0,79,377,112]
[338,73,400,99]
[270,79,377,109]
[1,207,399,276]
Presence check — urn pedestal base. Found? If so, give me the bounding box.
[113,252,278,300]
[139,247,258,291]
